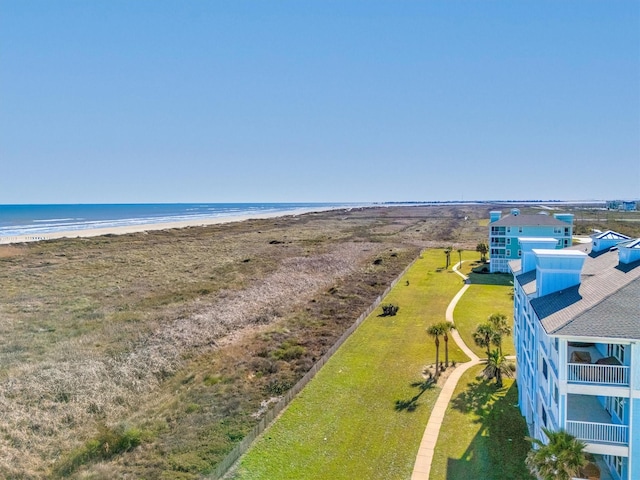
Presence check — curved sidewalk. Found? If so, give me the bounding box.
[411,261,480,480]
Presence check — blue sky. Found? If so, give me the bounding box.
[1,1,638,203]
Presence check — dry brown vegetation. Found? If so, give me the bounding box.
[0,205,502,478]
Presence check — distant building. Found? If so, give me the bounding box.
[607,201,638,212]
[510,233,640,480]
[487,209,573,273]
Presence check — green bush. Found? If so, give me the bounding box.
[271,341,305,361]
[53,423,146,477]
[380,303,399,316]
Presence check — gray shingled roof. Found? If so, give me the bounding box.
[516,269,537,295]
[527,247,640,340]
[491,214,568,227]
[553,281,640,339]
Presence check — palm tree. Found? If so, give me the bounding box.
[476,242,488,262]
[473,322,496,359]
[482,350,513,388]
[457,248,462,268]
[426,323,446,378]
[526,428,587,480]
[444,247,452,269]
[487,313,511,356]
[439,321,456,368]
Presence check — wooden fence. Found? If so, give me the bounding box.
[210,252,422,479]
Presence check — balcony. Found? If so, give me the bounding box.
[566,420,628,445]
[567,344,629,387]
[567,394,628,447]
[568,363,629,386]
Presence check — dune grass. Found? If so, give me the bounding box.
[453,283,515,358]
[229,250,470,480]
[429,364,533,480]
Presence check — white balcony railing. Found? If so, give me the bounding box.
[566,420,628,445]
[567,363,629,386]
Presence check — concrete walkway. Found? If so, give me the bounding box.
[411,261,481,480]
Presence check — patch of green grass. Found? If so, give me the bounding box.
[467,271,513,286]
[53,423,149,477]
[453,284,515,358]
[270,340,306,361]
[230,249,469,480]
[430,365,533,480]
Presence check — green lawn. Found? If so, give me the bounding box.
[453,283,515,358]
[230,250,469,480]
[429,365,533,480]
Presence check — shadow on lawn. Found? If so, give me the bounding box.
[445,378,533,480]
[466,272,513,286]
[394,378,436,412]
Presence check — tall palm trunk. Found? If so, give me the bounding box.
[443,332,449,367]
[434,337,440,378]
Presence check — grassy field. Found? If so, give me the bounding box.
[229,250,470,480]
[453,282,515,358]
[429,364,533,480]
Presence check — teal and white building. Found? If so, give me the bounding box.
[510,234,640,480]
[488,209,573,273]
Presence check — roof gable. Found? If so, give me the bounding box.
[591,230,631,241]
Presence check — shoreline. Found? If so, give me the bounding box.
[0,206,349,245]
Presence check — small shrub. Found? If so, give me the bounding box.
[54,423,146,476]
[373,258,383,265]
[264,378,293,395]
[271,341,305,361]
[168,451,210,473]
[250,356,278,375]
[203,374,224,386]
[381,304,399,316]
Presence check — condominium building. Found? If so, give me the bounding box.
[488,209,573,273]
[510,234,640,480]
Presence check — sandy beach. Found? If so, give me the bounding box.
[0,206,343,245]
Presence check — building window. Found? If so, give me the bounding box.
[542,358,548,380]
[518,250,522,257]
[553,384,558,405]
[564,239,569,246]
[507,227,511,233]
[613,397,624,420]
[554,227,562,234]
[541,407,547,427]
[518,227,523,233]
[506,238,511,245]
[506,250,511,257]
[608,344,625,364]
[608,455,623,477]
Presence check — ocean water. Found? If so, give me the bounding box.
[0,203,357,238]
